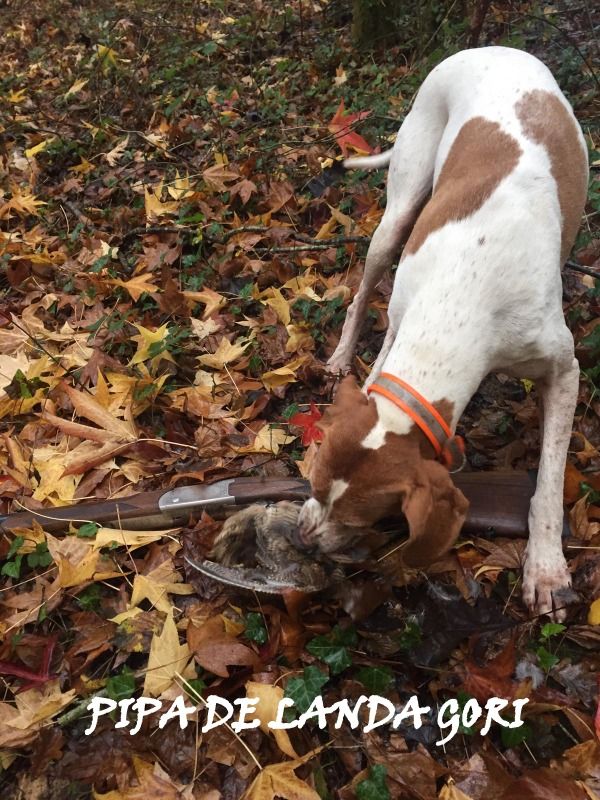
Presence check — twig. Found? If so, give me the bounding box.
[118,223,369,251]
[565,260,600,279]
[57,689,108,727]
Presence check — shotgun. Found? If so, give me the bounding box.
[0,471,541,537]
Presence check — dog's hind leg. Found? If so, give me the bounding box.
[523,346,579,620]
[327,87,448,374]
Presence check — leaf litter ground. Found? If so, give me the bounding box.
[0,1,599,798]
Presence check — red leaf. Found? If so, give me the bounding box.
[290,402,324,446]
[463,637,517,703]
[328,99,373,157]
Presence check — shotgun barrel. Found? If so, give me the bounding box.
[0,472,537,537]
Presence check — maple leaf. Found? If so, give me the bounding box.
[144,182,180,221]
[0,681,76,743]
[94,756,186,800]
[230,178,258,204]
[187,615,257,678]
[243,749,322,800]
[7,88,27,103]
[129,323,176,368]
[69,157,95,175]
[0,184,46,219]
[439,783,474,800]
[290,402,324,445]
[463,637,517,703]
[105,135,129,167]
[261,356,309,390]
[45,533,99,588]
[108,273,159,302]
[245,681,298,758]
[129,564,194,616]
[96,43,121,73]
[197,337,249,369]
[328,99,373,157]
[190,317,221,341]
[167,170,195,199]
[263,287,291,325]
[143,613,191,696]
[202,163,240,193]
[62,383,137,441]
[285,324,314,354]
[184,287,226,319]
[237,424,296,455]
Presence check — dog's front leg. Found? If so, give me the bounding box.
[327,213,410,374]
[523,357,579,620]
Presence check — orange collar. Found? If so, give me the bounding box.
[367,372,466,472]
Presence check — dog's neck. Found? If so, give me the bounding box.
[365,322,487,446]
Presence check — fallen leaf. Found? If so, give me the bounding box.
[187,615,257,678]
[290,403,324,445]
[108,274,159,302]
[129,323,176,368]
[327,99,373,157]
[439,783,474,800]
[237,424,296,455]
[94,755,187,799]
[261,356,308,390]
[105,135,129,167]
[197,337,249,369]
[243,748,322,800]
[589,599,600,625]
[143,613,191,696]
[245,681,298,758]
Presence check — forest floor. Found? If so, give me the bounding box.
[0,0,600,798]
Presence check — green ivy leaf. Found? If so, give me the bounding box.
[184,677,206,701]
[356,764,390,800]
[536,646,559,672]
[27,542,53,569]
[306,625,357,675]
[501,721,532,747]
[76,584,102,611]
[77,522,100,538]
[355,666,394,695]
[244,612,268,644]
[106,666,136,702]
[540,622,566,641]
[285,666,328,716]
[398,618,422,652]
[1,555,23,579]
[7,535,24,560]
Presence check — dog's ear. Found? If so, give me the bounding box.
[399,460,469,567]
[317,374,368,431]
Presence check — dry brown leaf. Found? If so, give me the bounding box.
[62,383,137,441]
[187,615,257,678]
[143,612,191,696]
[245,681,298,758]
[243,748,322,800]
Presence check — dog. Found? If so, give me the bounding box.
[297,47,588,619]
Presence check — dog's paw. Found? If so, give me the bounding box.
[325,352,353,375]
[522,557,575,621]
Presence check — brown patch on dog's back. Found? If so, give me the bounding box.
[515,89,588,263]
[403,117,522,256]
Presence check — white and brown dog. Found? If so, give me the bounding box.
[297,47,588,619]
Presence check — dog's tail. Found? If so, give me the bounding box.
[343,150,393,170]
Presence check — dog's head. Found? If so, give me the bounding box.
[297,375,468,565]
